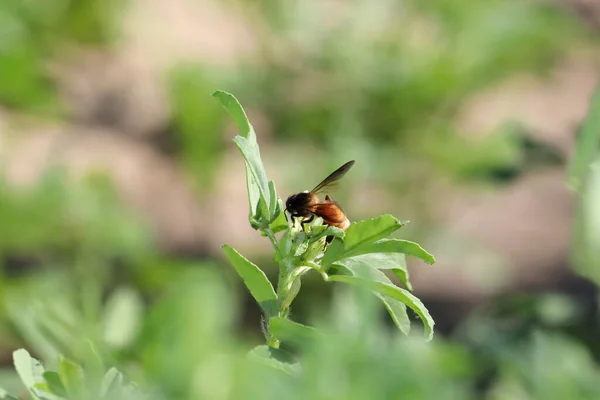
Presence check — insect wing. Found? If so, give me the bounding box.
[311,160,355,194]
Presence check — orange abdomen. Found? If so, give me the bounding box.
[311,202,350,230]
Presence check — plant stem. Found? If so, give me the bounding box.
[266,333,280,349]
[263,228,280,253]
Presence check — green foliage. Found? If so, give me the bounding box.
[214,90,436,347]
[0,169,151,259]
[0,2,599,399]
[168,65,227,187]
[222,245,278,318]
[212,91,281,227]
[0,0,122,113]
[490,332,600,400]
[2,284,600,400]
[234,0,579,184]
[0,47,57,113]
[267,317,322,347]
[0,170,152,368]
[569,82,600,192]
[55,0,123,45]
[102,287,144,351]
[3,349,144,400]
[569,83,600,286]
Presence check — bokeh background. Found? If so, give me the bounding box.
[1,0,600,398]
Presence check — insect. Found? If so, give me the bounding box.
[285,160,355,231]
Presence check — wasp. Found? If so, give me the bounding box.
[285,160,355,232]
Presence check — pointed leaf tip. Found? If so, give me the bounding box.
[328,275,434,341]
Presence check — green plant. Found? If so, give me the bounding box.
[0,349,145,400]
[213,90,436,352]
[569,82,600,286]
[232,0,579,185]
[0,0,122,113]
[167,64,228,188]
[4,88,600,399]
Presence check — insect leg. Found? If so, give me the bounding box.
[300,214,315,233]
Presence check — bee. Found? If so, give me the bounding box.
[285,160,355,231]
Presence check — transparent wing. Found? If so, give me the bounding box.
[311,160,355,194]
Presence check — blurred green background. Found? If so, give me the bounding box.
[1,0,600,398]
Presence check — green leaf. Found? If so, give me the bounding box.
[391,268,413,292]
[345,239,435,264]
[379,295,411,336]
[328,275,434,341]
[13,348,45,399]
[42,372,67,397]
[103,286,143,350]
[333,260,412,335]
[322,238,345,267]
[307,225,345,245]
[213,90,273,221]
[339,252,407,271]
[33,382,63,400]
[100,368,124,397]
[81,340,105,391]
[264,197,287,234]
[247,345,301,377]
[343,215,404,251]
[334,252,413,290]
[233,133,271,220]
[0,393,19,400]
[268,181,280,222]
[211,90,252,137]
[267,208,288,234]
[269,317,322,345]
[222,245,278,318]
[572,159,600,285]
[568,82,600,192]
[7,302,58,367]
[0,387,19,400]
[323,216,405,266]
[333,257,393,283]
[58,356,85,398]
